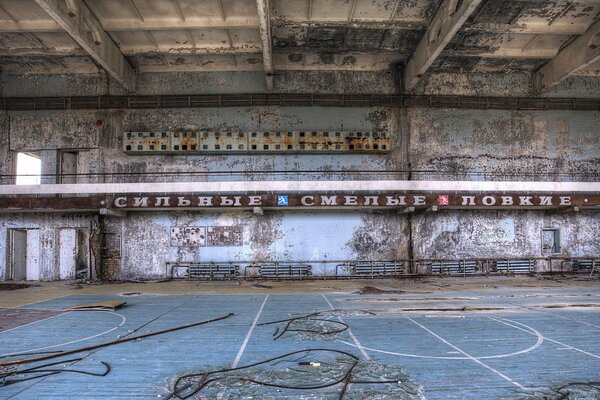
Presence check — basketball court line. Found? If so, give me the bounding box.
[322,293,370,360]
[489,316,600,360]
[405,316,528,391]
[232,295,269,368]
[14,295,72,309]
[0,311,126,358]
[340,315,544,360]
[496,298,600,330]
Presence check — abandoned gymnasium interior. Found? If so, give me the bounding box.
[0,0,599,398]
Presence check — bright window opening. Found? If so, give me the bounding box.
[16,153,41,185]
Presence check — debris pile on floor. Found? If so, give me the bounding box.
[259,310,375,341]
[520,382,600,399]
[355,286,406,295]
[0,283,33,291]
[166,349,422,399]
[64,301,127,311]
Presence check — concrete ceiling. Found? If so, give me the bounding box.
[0,0,598,90]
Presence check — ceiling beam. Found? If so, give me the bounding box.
[102,18,257,31]
[449,48,557,59]
[0,18,590,35]
[464,22,589,36]
[256,0,273,90]
[138,63,263,73]
[0,20,62,32]
[534,18,600,92]
[33,0,136,91]
[120,45,262,55]
[0,47,85,56]
[403,0,483,90]
[1,62,98,75]
[0,18,421,32]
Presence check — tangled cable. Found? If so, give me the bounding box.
[258,309,376,340]
[167,348,421,400]
[0,358,110,387]
[0,313,234,389]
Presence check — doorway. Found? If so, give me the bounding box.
[7,229,40,280]
[58,228,90,280]
[59,151,78,184]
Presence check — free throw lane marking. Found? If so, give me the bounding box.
[490,316,600,360]
[232,295,269,368]
[0,311,127,357]
[322,294,370,360]
[341,316,543,360]
[406,316,528,391]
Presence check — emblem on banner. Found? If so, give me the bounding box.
[277,195,289,206]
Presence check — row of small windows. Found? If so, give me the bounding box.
[125,143,388,151]
[127,131,388,139]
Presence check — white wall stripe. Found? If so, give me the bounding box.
[1,180,598,195]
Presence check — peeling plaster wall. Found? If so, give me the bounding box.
[112,211,409,279]
[0,77,405,278]
[412,210,600,260]
[1,70,398,97]
[409,109,600,180]
[409,104,600,262]
[0,71,599,279]
[412,72,533,97]
[6,106,401,183]
[0,115,10,176]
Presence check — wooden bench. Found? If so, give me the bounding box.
[492,259,535,274]
[189,263,239,280]
[258,264,312,279]
[350,262,404,278]
[166,262,239,280]
[571,259,599,275]
[430,261,478,276]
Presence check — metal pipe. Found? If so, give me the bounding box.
[1,94,599,112]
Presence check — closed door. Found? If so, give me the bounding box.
[26,230,40,280]
[7,229,41,281]
[59,229,77,280]
[9,229,27,280]
[60,151,78,184]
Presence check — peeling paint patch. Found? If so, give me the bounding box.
[346,212,408,260]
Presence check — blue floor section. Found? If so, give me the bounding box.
[1,289,599,399]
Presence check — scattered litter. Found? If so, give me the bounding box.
[252,282,274,289]
[367,306,506,314]
[121,292,142,296]
[539,303,600,309]
[298,361,321,367]
[65,301,127,311]
[165,349,423,399]
[348,297,478,303]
